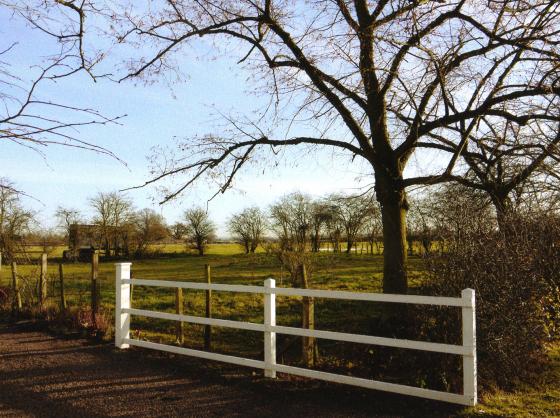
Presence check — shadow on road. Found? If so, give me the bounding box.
[0,322,463,418]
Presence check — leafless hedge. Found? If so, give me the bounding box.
[415,214,560,389]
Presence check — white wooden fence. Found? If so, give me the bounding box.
[114,262,477,406]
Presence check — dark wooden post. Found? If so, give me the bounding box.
[301,264,316,367]
[91,251,99,326]
[130,265,134,304]
[204,264,212,350]
[59,263,67,311]
[175,288,184,345]
[11,261,22,312]
[39,253,47,308]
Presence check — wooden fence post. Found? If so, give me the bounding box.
[462,288,477,406]
[301,264,316,367]
[204,264,212,350]
[264,278,276,378]
[39,253,47,307]
[11,261,22,312]
[59,263,67,311]
[91,251,99,326]
[175,287,184,345]
[115,263,131,348]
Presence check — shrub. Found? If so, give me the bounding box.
[0,286,10,310]
[416,215,560,390]
[42,306,112,339]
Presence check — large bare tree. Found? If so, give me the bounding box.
[70,0,560,293]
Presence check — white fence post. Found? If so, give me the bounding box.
[115,262,132,349]
[461,288,477,406]
[264,278,276,378]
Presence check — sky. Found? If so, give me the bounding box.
[0,7,378,236]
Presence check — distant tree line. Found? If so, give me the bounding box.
[2,175,560,268]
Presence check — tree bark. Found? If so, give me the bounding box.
[311,233,320,252]
[345,239,353,254]
[491,192,514,233]
[376,177,408,294]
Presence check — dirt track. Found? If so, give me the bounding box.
[0,322,460,418]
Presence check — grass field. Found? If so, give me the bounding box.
[1,244,427,352]
[1,242,558,417]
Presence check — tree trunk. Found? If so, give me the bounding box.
[377,185,408,294]
[491,192,514,233]
[345,239,353,254]
[421,236,431,256]
[311,234,320,252]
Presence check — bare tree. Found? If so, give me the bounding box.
[0,179,35,260]
[228,207,267,254]
[269,193,317,365]
[362,202,382,255]
[309,202,332,253]
[426,184,494,254]
[133,208,168,257]
[270,193,313,252]
[89,191,134,256]
[329,194,374,254]
[443,119,560,231]
[170,222,187,241]
[324,208,343,254]
[55,206,82,238]
[407,196,437,256]
[77,1,560,293]
[184,208,216,256]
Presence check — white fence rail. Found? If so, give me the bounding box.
[114,263,477,406]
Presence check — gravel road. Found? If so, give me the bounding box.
[0,322,460,418]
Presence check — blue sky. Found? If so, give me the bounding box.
[1,7,377,235]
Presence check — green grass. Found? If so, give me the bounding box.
[460,344,560,417]
[0,245,428,364]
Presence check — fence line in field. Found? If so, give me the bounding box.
[114,262,477,406]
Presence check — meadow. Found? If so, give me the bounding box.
[0,243,427,354]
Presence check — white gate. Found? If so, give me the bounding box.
[114,263,476,406]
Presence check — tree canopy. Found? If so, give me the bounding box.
[16,0,560,293]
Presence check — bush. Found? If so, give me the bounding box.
[0,286,10,309]
[416,215,560,390]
